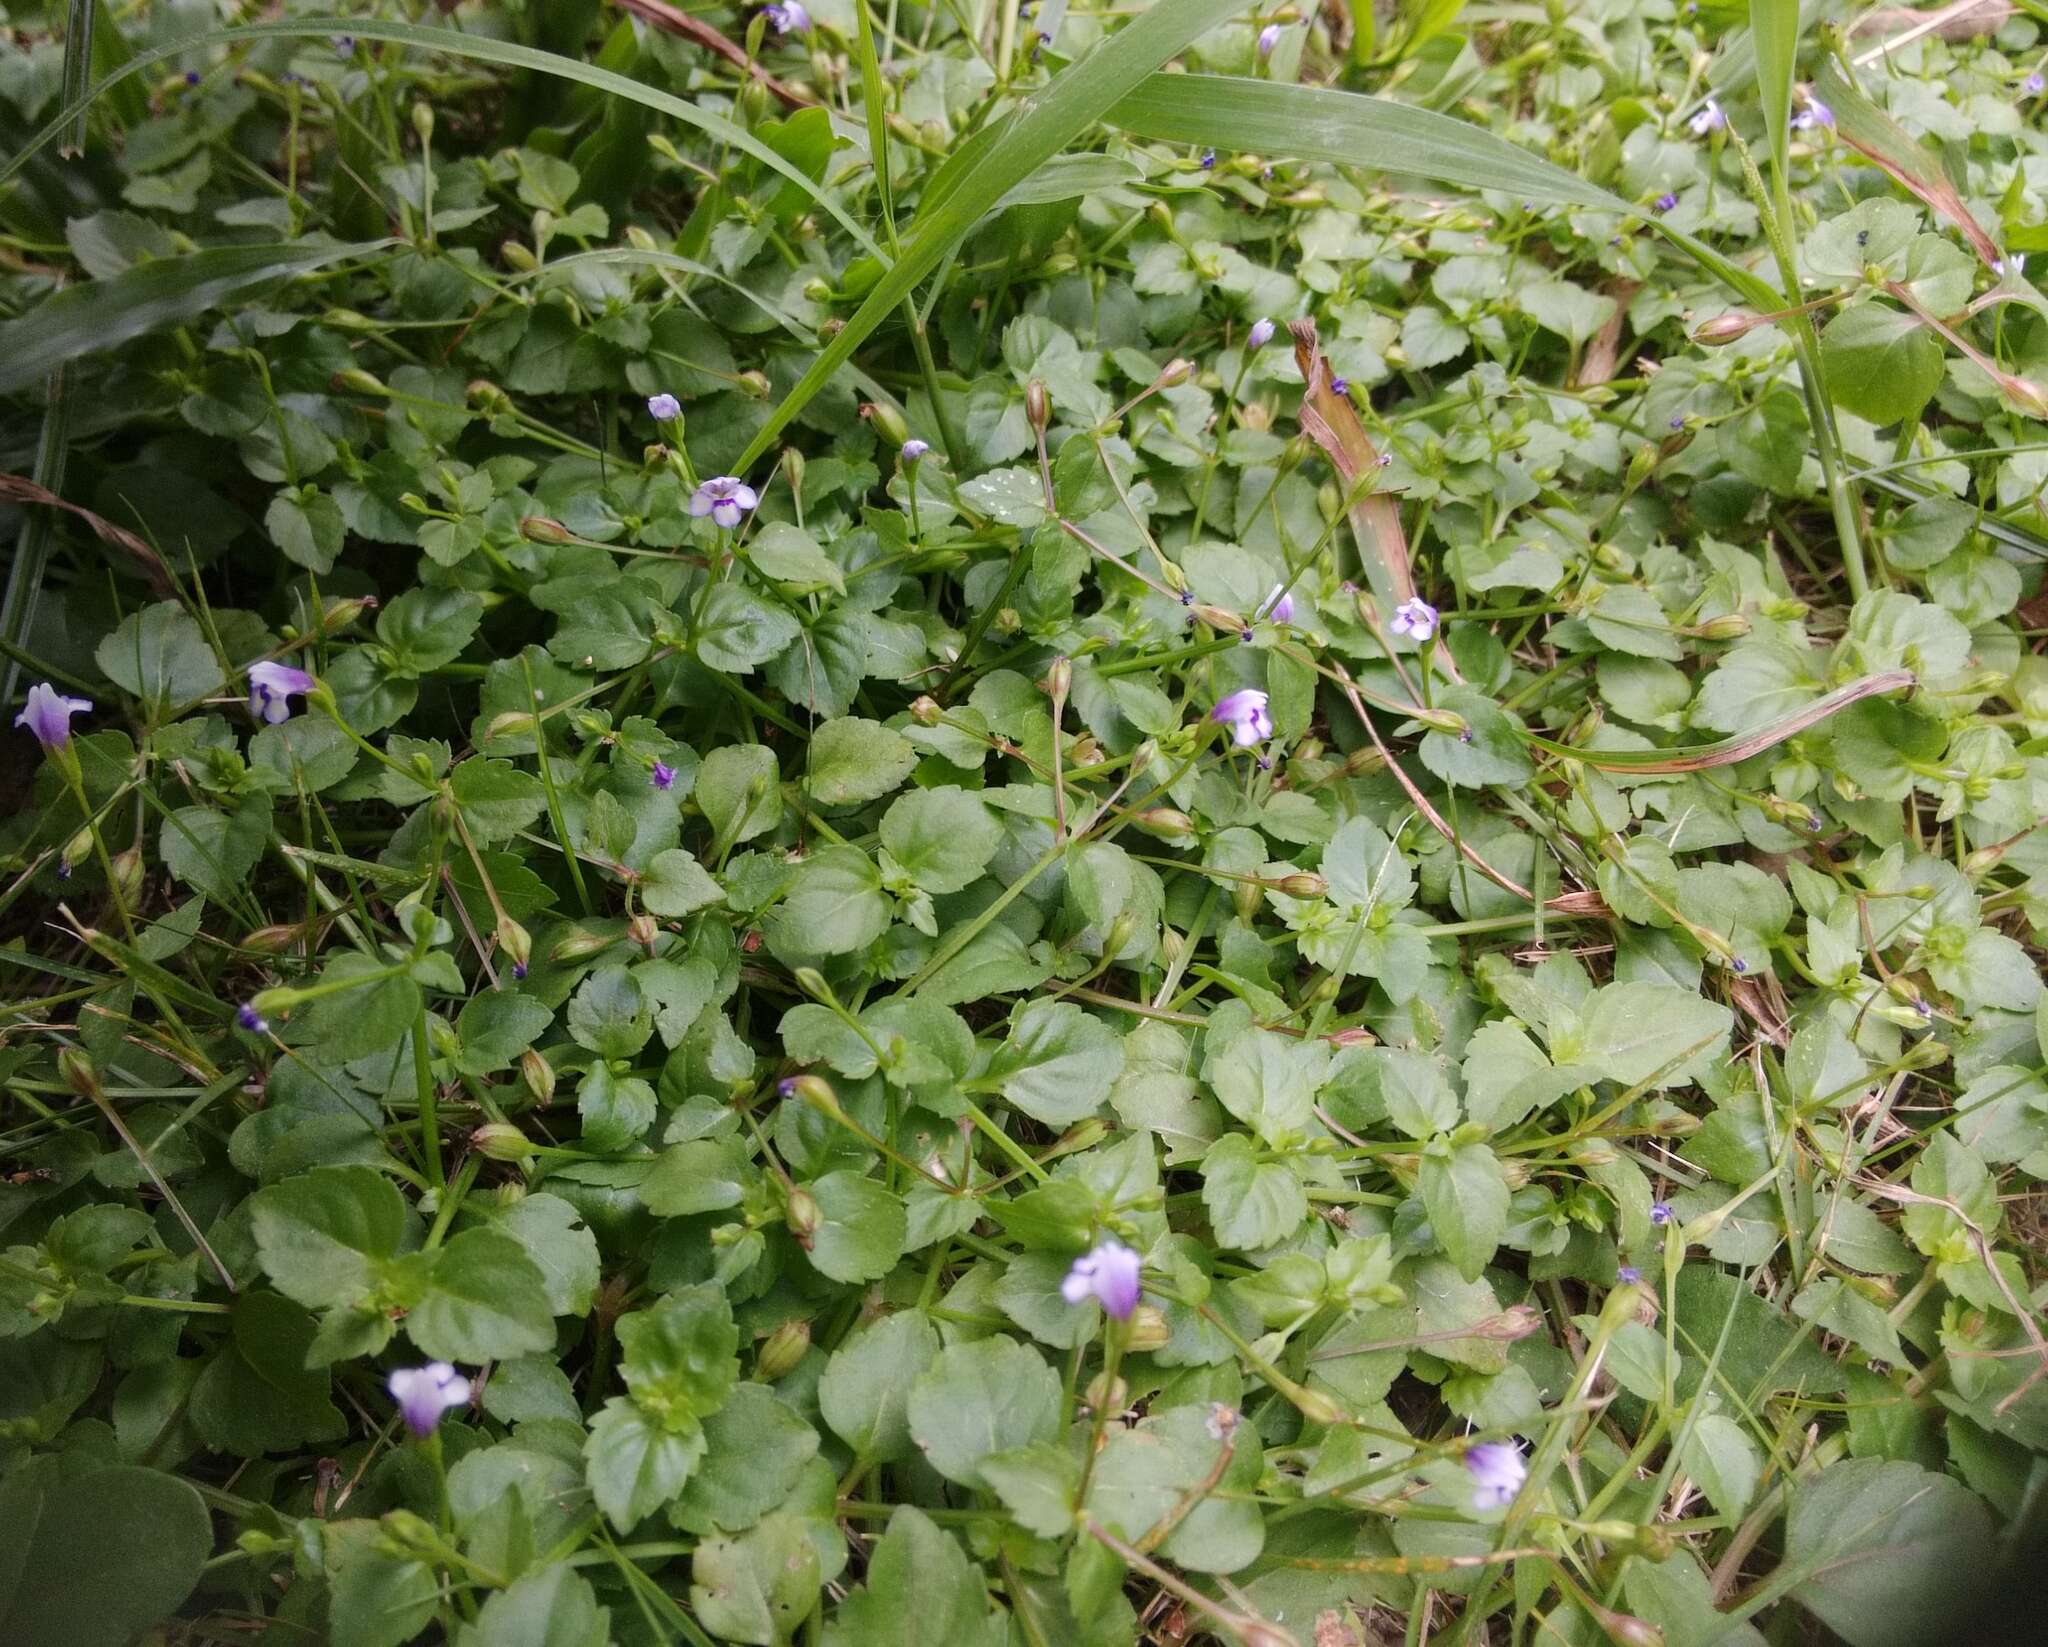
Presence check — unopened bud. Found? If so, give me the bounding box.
[109,848,145,905]
[472,1123,537,1163]
[1102,909,1140,955]
[410,100,434,142]
[779,1073,843,1119]
[624,223,659,252]
[860,400,910,446]
[466,379,511,415]
[485,710,539,741]
[755,1318,811,1380]
[519,1048,556,1106]
[1160,927,1186,969]
[1045,656,1071,701]
[243,923,303,953]
[58,1047,100,1100]
[319,595,376,633]
[910,695,942,726]
[1057,1119,1108,1154]
[1192,603,1252,638]
[1274,872,1326,899]
[791,967,832,1002]
[626,912,658,954]
[785,1185,821,1244]
[1688,612,1751,640]
[331,367,388,395]
[64,827,93,870]
[1124,1304,1172,1352]
[1133,807,1197,840]
[737,370,772,399]
[1691,310,1765,345]
[1410,707,1468,736]
[1289,1384,1347,1426]
[550,928,618,962]
[496,918,531,978]
[1481,1304,1544,1341]
[1155,357,1193,389]
[1083,1370,1128,1413]
[501,241,538,272]
[1024,378,1051,433]
[521,516,574,544]
[1235,876,1262,923]
[1997,372,2048,420]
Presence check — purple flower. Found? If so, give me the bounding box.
[237,1003,268,1033]
[1210,687,1273,748]
[1256,583,1296,624]
[184,70,201,86]
[332,35,355,55]
[1257,23,1282,58]
[248,661,317,725]
[647,392,682,421]
[2027,72,2044,95]
[651,760,677,791]
[14,682,91,751]
[901,438,930,463]
[388,1362,472,1438]
[764,1,810,35]
[1329,377,1349,396]
[1247,317,1276,349]
[1200,148,1217,170]
[1618,1264,1643,1285]
[689,476,759,530]
[1688,98,1725,137]
[1650,1201,1673,1227]
[1669,414,1686,431]
[1465,1441,1526,1510]
[1389,597,1439,641]
[1791,99,1833,131]
[1654,191,1680,213]
[1062,1238,1142,1319]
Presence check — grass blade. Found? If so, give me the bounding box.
[0,240,392,395]
[1104,74,1789,310]
[1750,0,1798,203]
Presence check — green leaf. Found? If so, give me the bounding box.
[1784,1459,1993,1647]
[907,1337,1062,1490]
[1418,1140,1509,1282]
[806,716,917,808]
[691,1513,823,1647]
[697,583,802,675]
[697,744,784,846]
[806,1171,907,1284]
[457,991,554,1076]
[642,848,725,917]
[450,758,546,844]
[250,1165,407,1313]
[990,998,1125,1126]
[771,846,890,957]
[821,1505,1006,1647]
[1201,1132,1307,1249]
[95,602,224,713]
[0,1465,211,1647]
[879,788,1001,893]
[486,1193,599,1318]
[1573,983,1732,1089]
[584,1397,705,1533]
[617,1283,739,1421]
[672,1384,821,1535]
[819,1309,941,1461]
[454,1565,610,1647]
[408,1227,555,1362]
[324,1519,440,1647]
[1820,305,1942,426]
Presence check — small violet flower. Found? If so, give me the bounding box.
[1247,317,1276,349]
[764,1,811,36]
[1654,191,1679,213]
[14,682,92,751]
[1200,148,1217,170]
[1618,1264,1643,1285]
[236,1003,268,1034]
[333,35,355,55]
[1650,1201,1674,1227]
[2027,72,2045,95]
[651,760,678,792]
[248,661,316,725]
[1688,98,1725,137]
[690,476,759,530]
[1389,597,1439,642]
[1062,1238,1142,1319]
[648,392,682,421]
[1256,583,1296,624]
[1465,1441,1526,1510]
[1210,687,1273,748]
[901,438,931,463]
[1329,377,1348,396]
[1257,23,1282,58]
[388,1362,472,1439]
[1791,99,1833,131]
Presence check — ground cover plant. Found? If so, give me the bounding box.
[2,1,2047,1643]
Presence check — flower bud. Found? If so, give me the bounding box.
[466,379,512,415]
[496,918,531,978]
[319,595,377,633]
[1409,707,1468,736]
[779,1073,843,1119]
[410,101,434,142]
[624,223,659,252]
[1155,357,1193,389]
[1273,872,1326,899]
[860,399,910,446]
[1688,612,1751,640]
[1691,310,1766,345]
[63,827,93,871]
[1024,378,1051,433]
[756,1319,811,1380]
[519,1048,556,1106]
[1124,1304,1172,1352]
[1133,807,1197,840]
[1160,927,1186,969]
[550,928,618,962]
[520,516,574,544]
[737,370,772,399]
[1056,1118,1108,1154]
[59,1047,100,1100]
[331,367,388,396]
[626,912,659,954]
[1102,909,1140,956]
[501,241,538,272]
[1289,1384,1347,1426]
[472,1122,537,1163]
[792,967,833,1002]
[785,1185,822,1244]
[243,923,304,953]
[109,848,145,905]
[1235,876,1262,923]
[910,695,942,726]
[1083,1371,1128,1414]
